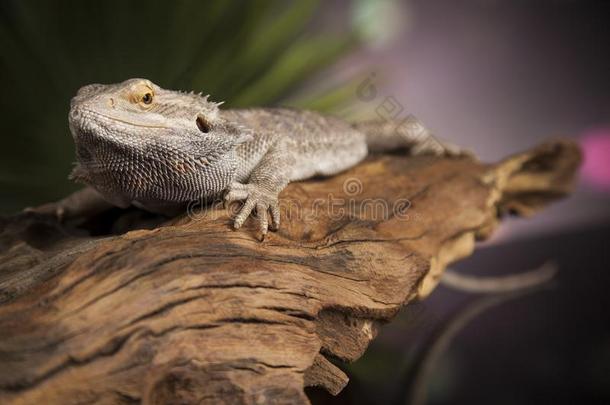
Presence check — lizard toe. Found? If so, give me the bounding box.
[224,189,249,205]
[256,202,269,238]
[270,203,281,231]
[227,183,280,236]
[24,203,66,222]
[233,198,256,229]
[228,182,247,191]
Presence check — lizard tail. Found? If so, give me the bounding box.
[352,118,467,156]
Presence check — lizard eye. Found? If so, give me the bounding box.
[196,116,211,133]
[142,92,153,104]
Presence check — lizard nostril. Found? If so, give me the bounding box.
[108,98,115,108]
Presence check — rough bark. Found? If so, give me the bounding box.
[0,140,581,404]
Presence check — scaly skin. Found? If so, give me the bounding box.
[35,78,466,238]
[32,79,550,294]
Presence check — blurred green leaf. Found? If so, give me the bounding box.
[0,0,361,214]
[231,34,355,106]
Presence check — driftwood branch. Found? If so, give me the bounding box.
[0,140,580,404]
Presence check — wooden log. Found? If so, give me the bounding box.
[0,140,581,404]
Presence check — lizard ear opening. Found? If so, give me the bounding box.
[196,116,211,133]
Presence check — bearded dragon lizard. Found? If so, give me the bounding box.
[28,78,557,293]
[30,78,466,239]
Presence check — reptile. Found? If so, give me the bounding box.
[29,78,557,292]
[31,78,466,239]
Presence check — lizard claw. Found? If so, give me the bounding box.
[224,182,280,239]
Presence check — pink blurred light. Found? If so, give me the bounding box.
[580,128,610,191]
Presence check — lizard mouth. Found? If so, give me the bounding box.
[71,107,170,130]
[96,113,169,129]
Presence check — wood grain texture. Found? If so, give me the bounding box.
[0,140,581,404]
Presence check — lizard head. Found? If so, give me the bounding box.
[68,78,251,202]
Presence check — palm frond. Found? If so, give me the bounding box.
[0,0,361,214]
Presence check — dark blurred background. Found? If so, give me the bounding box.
[1,0,609,404]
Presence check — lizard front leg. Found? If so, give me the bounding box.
[24,186,117,221]
[224,139,294,239]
